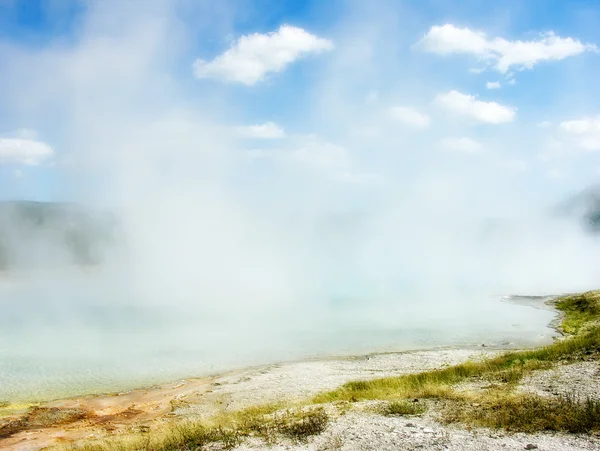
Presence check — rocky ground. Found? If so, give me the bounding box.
[236,410,600,451]
[518,361,600,401]
[174,348,498,417]
[180,355,600,451]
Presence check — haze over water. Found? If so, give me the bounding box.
[1,268,556,402]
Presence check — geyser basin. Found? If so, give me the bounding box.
[0,272,557,402]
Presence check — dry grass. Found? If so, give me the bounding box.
[444,393,600,433]
[377,400,426,416]
[62,406,329,451]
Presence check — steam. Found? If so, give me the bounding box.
[0,0,599,401]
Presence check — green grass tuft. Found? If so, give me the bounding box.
[377,400,426,416]
[444,394,600,433]
[276,408,329,442]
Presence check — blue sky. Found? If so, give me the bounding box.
[0,0,599,213]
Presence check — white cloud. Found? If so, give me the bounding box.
[486,81,501,89]
[537,120,552,128]
[236,121,286,139]
[559,116,600,150]
[415,24,597,73]
[0,137,54,165]
[560,117,600,134]
[388,106,430,129]
[439,137,482,153]
[507,78,516,85]
[434,90,516,124]
[193,25,334,85]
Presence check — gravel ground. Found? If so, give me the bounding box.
[174,348,497,416]
[518,361,600,400]
[173,349,600,451]
[233,411,600,451]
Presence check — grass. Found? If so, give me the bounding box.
[218,404,329,444]
[556,291,600,334]
[377,400,426,416]
[60,406,329,451]
[444,393,600,433]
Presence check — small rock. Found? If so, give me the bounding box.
[405,423,416,428]
[423,427,434,434]
[525,445,538,450]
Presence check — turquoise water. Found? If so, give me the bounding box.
[0,275,557,403]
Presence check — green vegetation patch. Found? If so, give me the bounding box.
[377,400,426,416]
[556,290,600,334]
[444,393,600,433]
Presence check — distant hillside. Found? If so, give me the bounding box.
[0,201,118,269]
[557,185,600,233]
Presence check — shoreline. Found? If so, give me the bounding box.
[0,294,560,406]
[0,296,561,408]
[0,295,571,450]
[1,348,504,450]
[0,343,534,411]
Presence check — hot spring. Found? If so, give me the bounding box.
[0,268,557,402]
